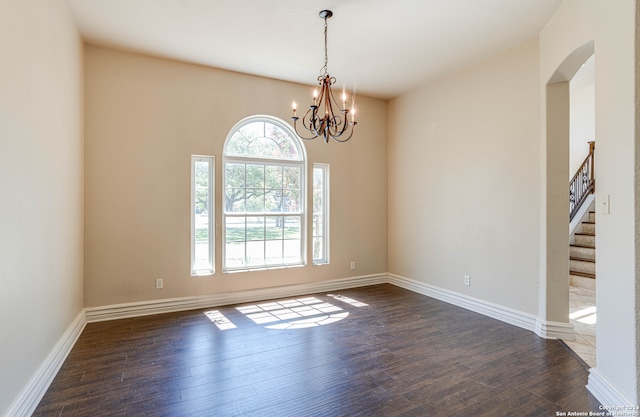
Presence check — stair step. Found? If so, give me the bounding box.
[570,274,596,290]
[570,255,595,263]
[570,212,596,285]
[570,270,596,279]
[581,222,595,234]
[574,233,595,248]
[570,257,596,275]
[570,245,595,261]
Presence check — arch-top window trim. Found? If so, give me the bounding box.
[222,115,307,272]
[223,115,306,162]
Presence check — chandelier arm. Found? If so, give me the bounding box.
[292,108,320,141]
[291,119,319,141]
[330,122,357,142]
[307,104,320,132]
[325,84,347,135]
[292,126,319,141]
[307,104,327,139]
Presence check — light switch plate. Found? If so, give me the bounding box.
[599,195,610,214]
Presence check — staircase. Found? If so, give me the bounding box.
[570,211,596,289]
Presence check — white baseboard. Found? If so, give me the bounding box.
[86,273,388,322]
[388,273,539,333]
[389,273,576,340]
[534,318,575,340]
[3,310,86,417]
[587,368,637,408]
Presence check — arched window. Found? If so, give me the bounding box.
[223,116,306,271]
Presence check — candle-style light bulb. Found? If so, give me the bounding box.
[292,101,297,117]
[350,108,356,123]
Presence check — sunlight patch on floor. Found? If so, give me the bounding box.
[569,306,597,324]
[328,294,369,307]
[204,310,237,330]
[238,297,344,325]
[265,312,350,329]
[205,294,367,330]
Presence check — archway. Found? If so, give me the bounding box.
[538,41,595,340]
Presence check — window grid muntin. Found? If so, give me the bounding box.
[224,158,303,216]
[224,214,303,268]
[224,119,302,161]
[223,116,306,272]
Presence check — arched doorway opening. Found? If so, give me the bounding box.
[539,41,595,352]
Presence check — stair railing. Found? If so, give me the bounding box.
[569,141,595,221]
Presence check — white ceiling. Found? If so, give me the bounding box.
[66,0,563,99]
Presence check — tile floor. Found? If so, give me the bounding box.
[565,284,597,368]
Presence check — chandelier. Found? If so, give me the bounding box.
[291,10,357,143]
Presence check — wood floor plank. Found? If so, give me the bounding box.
[33,284,601,416]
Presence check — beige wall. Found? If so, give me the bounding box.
[540,0,638,403]
[388,38,541,315]
[0,0,84,414]
[569,56,595,178]
[84,46,388,307]
[389,0,638,403]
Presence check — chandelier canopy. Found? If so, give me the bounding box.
[291,10,357,143]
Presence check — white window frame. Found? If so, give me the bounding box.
[191,155,215,276]
[312,163,330,265]
[222,116,307,272]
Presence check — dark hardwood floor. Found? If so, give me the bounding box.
[33,284,600,416]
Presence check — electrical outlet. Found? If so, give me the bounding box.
[350,261,356,270]
[155,278,163,289]
[464,275,470,286]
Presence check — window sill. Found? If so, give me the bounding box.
[191,270,215,277]
[223,263,305,274]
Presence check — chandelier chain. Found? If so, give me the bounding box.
[321,16,329,76]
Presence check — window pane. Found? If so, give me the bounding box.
[246,190,265,212]
[265,240,283,265]
[246,137,282,158]
[268,124,300,159]
[266,123,289,141]
[226,132,250,155]
[246,165,264,188]
[225,163,245,187]
[284,166,300,189]
[313,237,324,261]
[225,188,245,213]
[246,241,265,266]
[283,190,300,213]
[265,189,283,212]
[284,239,302,264]
[225,217,245,242]
[266,216,284,240]
[225,242,245,268]
[312,212,323,237]
[284,216,300,239]
[192,156,214,275]
[247,216,265,241]
[225,120,303,161]
[265,165,283,189]
[313,164,329,264]
[239,122,264,141]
